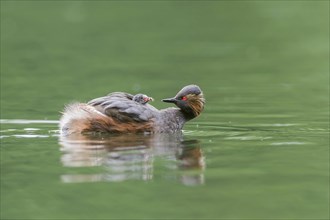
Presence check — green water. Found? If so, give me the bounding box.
[1,1,329,219]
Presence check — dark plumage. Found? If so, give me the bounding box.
[59,85,205,134]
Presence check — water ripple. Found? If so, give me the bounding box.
[270,142,307,146]
[23,128,41,131]
[12,134,49,138]
[225,136,272,141]
[0,119,59,124]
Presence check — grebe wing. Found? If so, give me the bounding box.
[87,92,156,122]
[87,92,133,106]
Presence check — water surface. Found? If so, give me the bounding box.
[1,1,329,219]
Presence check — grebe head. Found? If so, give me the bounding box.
[162,85,205,118]
[133,94,154,105]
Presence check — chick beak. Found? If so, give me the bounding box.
[162,97,177,103]
[144,97,154,102]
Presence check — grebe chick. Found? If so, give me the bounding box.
[132,94,154,104]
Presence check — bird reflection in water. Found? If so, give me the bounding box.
[59,133,205,186]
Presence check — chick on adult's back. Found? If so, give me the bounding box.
[59,85,205,135]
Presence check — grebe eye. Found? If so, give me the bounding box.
[182,96,187,101]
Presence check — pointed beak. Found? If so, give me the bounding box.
[162,97,177,103]
[144,96,154,102]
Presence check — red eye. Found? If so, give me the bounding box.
[182,96,187,101]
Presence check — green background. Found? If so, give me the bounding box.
[1,1,329,219]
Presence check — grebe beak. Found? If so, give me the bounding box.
[144,97,154,102]
[162,98,177,103]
